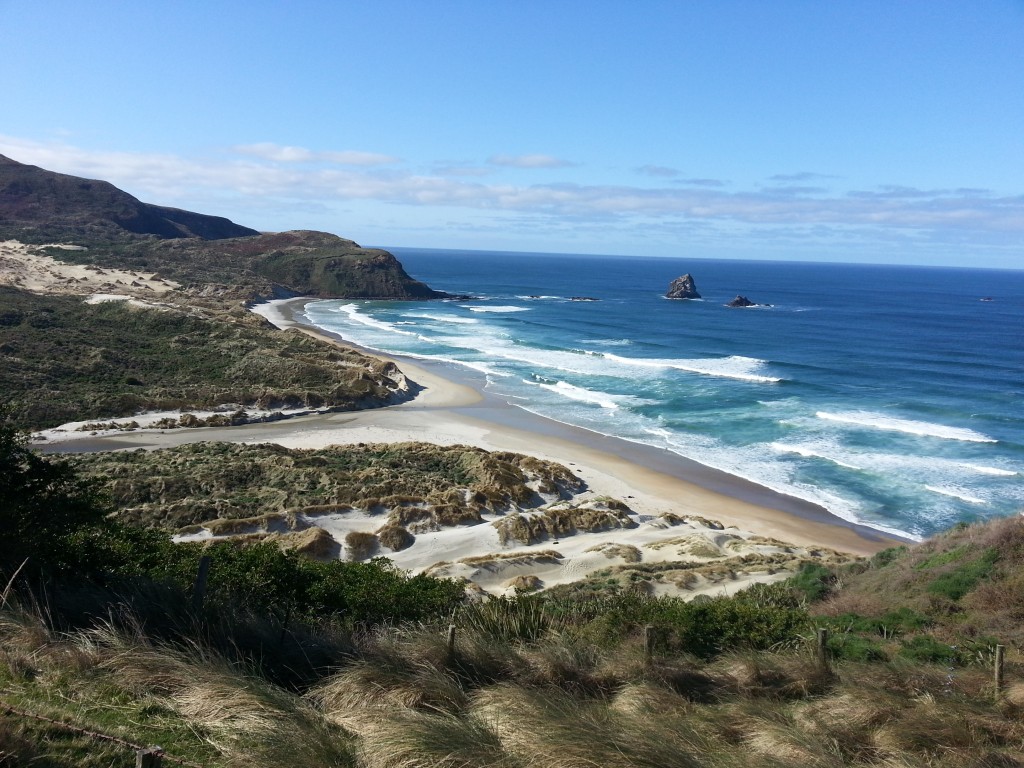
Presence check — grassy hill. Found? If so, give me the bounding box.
[0,287,408,430]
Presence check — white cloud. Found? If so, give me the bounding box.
[635,164,679,178]
[488,153,575,169]
[2,135,1022,249]
[234,142,398,166]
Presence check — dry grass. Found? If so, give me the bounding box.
[585,542,643,563]
[493,505,636,546]
[506,574,543,592]
[345,530,379,561]
[377,523,415,551]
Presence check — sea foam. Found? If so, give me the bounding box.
[816,411,997,443]
[604,353,782,383]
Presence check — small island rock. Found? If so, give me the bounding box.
[726,295,756,307]
[725,295,772,308]
[666,274,701,299]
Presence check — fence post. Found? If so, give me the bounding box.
[644,625,656,666]
[446,623,457,653]
[191,555,211,613]
[994,644,1005,700]
[136,746,163,767]
[816,627,829,669]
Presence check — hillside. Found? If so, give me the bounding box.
[0,156,454,430]
[0,154,257,242]
[0,155,450,299]
[0,287,410,430]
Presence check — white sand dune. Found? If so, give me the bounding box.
[0,239,180,296]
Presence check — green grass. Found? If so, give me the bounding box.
[1,287,403,429]
[926,547,1000,601]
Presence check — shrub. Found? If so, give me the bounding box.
[827,634,889,662]
[927,548,999,601]
[786,562,836,602]
[899,635,959,664]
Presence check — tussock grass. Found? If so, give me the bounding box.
[352,708,515,768]
[377,523,415,551]
[345,530,379,561]
[493,505,636,546]
[585,542,643,562]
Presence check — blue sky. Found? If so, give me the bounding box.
[2,1,1022,267]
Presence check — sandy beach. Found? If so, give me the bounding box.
[38,296,901,572]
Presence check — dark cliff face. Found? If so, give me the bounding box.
[0,154,258,241]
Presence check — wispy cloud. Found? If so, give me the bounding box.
[235,142,399,166]
[678,178,727,188]
[2,136,1022,247]
[635,164,679,178]
[488,153,575,169]
[769,171,839,182]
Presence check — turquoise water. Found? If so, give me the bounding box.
[302,248,1024,539]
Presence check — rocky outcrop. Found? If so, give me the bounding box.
[726,295,754,307]
[725,295,771,308]
[666,274,701,299]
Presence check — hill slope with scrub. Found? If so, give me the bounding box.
[3,423,1024,768]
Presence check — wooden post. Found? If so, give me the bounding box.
[643,624,656,665]
[446,623,457,653]
[816,627,829,668]
[994,644,1005,700]
[191,555,211,613]
[136,747,163,768]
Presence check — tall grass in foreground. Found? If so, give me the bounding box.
[4,595,1024,767]
[5,565,1024,768]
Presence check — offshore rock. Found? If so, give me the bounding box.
[665,274,701,299]
[726,295,755,307]
[725,295,772,308]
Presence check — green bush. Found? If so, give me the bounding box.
[827,634,889,662]
[785,562,836,602]
[899,635,960,664]
[927,548,999,601]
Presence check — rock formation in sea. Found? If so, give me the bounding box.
[665,274,701,299]
[726,295,754,307]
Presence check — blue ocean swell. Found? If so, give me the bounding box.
[302,250,1024,538]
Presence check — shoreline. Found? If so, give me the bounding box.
[260,297,907,554]
[40,296,900,557]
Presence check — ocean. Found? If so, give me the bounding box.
[301,248,1024,540]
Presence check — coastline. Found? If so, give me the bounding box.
[45,296,903,557]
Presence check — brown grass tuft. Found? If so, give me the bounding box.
[345,530,379,561]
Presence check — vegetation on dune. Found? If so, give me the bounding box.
[0,287,406,430]
[70,440,585,531]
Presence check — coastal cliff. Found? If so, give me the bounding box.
[0,154,448,300]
